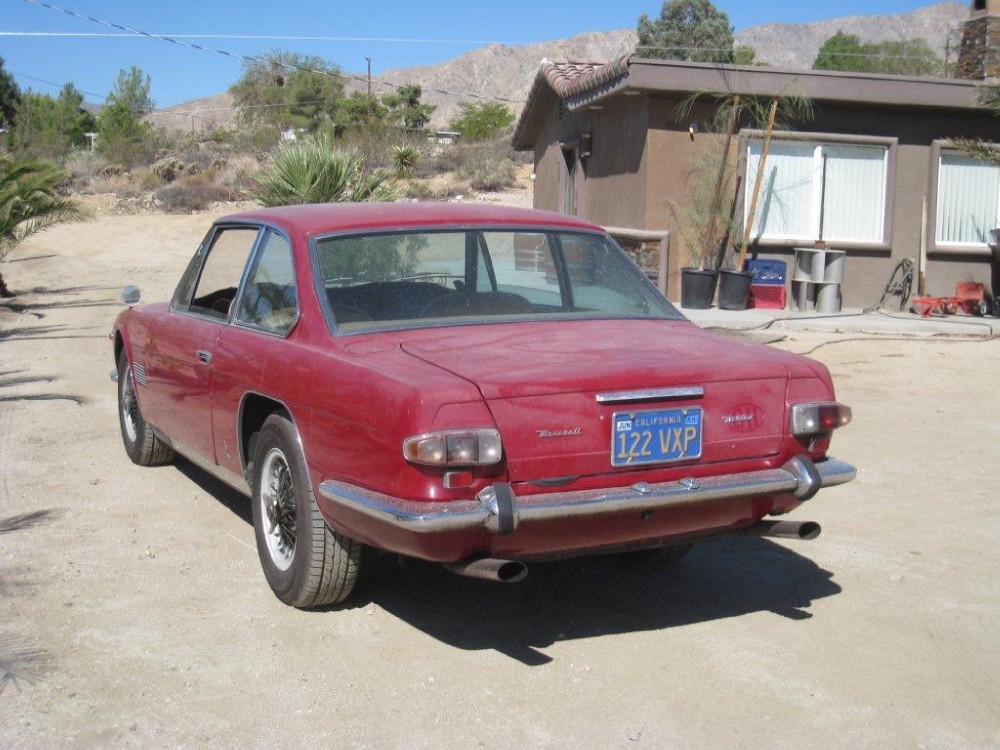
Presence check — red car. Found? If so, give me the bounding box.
[111,203,854,608]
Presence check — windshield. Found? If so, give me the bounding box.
[313,228,682,333]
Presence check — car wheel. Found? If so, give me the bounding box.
[251,413,360,608]
[117,350,175,466]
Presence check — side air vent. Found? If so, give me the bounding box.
[132,362,148,386]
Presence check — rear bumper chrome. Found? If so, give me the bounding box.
[318,455,855,537]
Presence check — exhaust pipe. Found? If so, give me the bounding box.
[746,519,821,541]
[444,557,528,583]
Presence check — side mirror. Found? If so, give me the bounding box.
[121,285,142,306]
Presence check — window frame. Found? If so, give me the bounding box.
[232,228,301,338]
[739,130,896,252]
[928,139,1000,256]
[170,223,264,321]
[309,225,683,336]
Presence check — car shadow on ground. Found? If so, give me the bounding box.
[175,459,253,525]
[359,540,840,665]
[177,460,840,666]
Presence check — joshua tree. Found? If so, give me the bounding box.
[0,151,85,296]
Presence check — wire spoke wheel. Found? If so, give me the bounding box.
[250,413,361,607]
[259,447,297,571]
[120,365,139,445]
[116,351,174,466]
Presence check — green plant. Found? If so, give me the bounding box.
[98,66,156,167]
[672,90,813,270]
[249,136,399,207]
[230,51,344,137]
[0,151,86,295]
[449,102,516,141]
[381,84,436,130]
[392,144,421,175]
[812,31,942,76]
[636,0,742,63]
[0,57,21,130]
[151,157,186,182]
[458,148,516,191]
[9,84,96,160]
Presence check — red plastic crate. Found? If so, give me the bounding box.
[750,283,786,309]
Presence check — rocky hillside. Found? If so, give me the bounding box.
[153,2,968,132]
[738,2,967,69]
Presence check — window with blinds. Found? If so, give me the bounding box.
[745,139,889,245]
[935,152,1000,247]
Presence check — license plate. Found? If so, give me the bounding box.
[612,407,703,467]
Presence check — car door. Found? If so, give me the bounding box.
[210,229,300,481]
[144,225,261,463]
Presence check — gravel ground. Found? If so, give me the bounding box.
[0,207,998,748]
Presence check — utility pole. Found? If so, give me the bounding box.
[365,57,372,122]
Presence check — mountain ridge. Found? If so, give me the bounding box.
[149,2,968,133]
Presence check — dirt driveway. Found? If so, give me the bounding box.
[1,210,998,748]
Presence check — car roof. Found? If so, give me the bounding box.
[216,202,606,236]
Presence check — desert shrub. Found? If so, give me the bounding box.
[62,150,106,186]
[403,178,464,201]
[459,149,516,191]
[393,144,421,175]
[213,153,261,197]
[154,174,232,213]
[415,144,466,178]
[87,170,133,195]
[151,157,185,182]
[250,136,399,207]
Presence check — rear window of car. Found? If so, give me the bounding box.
[313,228,682,333]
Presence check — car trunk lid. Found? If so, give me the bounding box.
[400,320,792,482]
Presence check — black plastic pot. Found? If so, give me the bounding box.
[680,268,718,309]
[718,269,754,310]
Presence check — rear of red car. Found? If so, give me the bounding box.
[314,318,852,565]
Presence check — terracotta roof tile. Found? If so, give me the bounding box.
[541,55,632,100]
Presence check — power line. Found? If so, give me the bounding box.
[22,1,526,106]
[6,68,106,101]
[0,31,503,45]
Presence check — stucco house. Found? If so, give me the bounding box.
[512,7,1000,308]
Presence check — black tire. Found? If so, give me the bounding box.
[117,350,175,466]
[251,413,360,608]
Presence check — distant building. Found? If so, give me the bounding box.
[513,53,999,306]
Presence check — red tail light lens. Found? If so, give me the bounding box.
[402,429,502,467]
[789,402,852,436]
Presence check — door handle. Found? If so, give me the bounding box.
[196,350,213,366]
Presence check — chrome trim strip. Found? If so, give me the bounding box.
[318,457,856,535]
[596,387,704,404]
[132,362,148,386]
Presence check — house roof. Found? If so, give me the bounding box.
[512,55,987,150]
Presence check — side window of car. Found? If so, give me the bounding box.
[236,231,298,334]
[187,227,260,319]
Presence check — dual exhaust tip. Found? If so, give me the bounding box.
[443,519,821,583]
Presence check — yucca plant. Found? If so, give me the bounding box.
[250,137,400,207]
[392,144,421,176]
[0,151,86,296]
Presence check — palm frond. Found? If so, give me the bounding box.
[0,152,87,260]
[951,138,1000,166]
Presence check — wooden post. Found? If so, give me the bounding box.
[738,97,779,271]
[705,95,740,268]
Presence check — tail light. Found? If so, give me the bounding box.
[789,402,852,436]
[403,429,502,467]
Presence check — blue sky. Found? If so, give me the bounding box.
[1,1,949,108]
